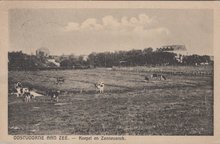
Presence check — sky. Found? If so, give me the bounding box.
[9,9,213,56]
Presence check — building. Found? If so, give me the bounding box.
[47,58,60,67]
[36,47,50,58]
[158,45,187,53]
[158,45,188,63]
[81,55,88,61]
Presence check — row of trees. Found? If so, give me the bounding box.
[87,48,179,67]
[8,51,56,70]
[8,48,213,71]
[182,55,212,65]
[86,48,212,67]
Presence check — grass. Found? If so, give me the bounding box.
[8,65,213,135]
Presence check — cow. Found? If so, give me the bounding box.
[144,76,149,81]
[151,73,158,79]
[151,74,166,80]
[11,87,31,102]
[47,90,60,102]
[13,82,31,97]
[56,77,65,85]
[12,82,37,102]
[23,91,31,103]
[94,82,105,93]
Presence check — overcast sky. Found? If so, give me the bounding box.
[9,9,213,56]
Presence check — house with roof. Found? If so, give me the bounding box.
[157,45,188,63]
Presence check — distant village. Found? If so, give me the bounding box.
[8,45,213,71]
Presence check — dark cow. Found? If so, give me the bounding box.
[151,74,158,78]
[47,90,60,102]
[56,77,65,85]
[23,91,31,103]
[151,74,166,80]
[144,76,149,81]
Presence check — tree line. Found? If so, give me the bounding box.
[8,48,213,71]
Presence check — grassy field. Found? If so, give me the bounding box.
[8,65,213,135]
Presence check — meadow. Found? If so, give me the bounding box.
[8,65,213,135]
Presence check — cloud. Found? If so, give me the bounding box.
[139,14,154,25]
[64,22,80,31]
[63,13,170,35]
[81,18,103,30]
[102,15,120,29]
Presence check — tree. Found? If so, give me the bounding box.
[143,47,153,54]
[60,59,73,68]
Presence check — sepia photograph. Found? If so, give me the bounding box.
[7,8,214,136]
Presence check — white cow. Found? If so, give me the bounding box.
[94,82,105,93]
[14,87,30,97]
[11,82,43,103]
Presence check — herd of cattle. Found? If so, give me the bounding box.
[10,73,166,103]
[11,82,61,103]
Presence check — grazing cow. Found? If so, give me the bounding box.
[12,82,36,100]
[56,77,65,85]
[14,84,30,97]
[18,88,35,103]
[47,90,60,102]
[151,74,166,80]
[151,74,158,79]
[23,91,31,103]
[94,82,105,93]
[144,76,149,81]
